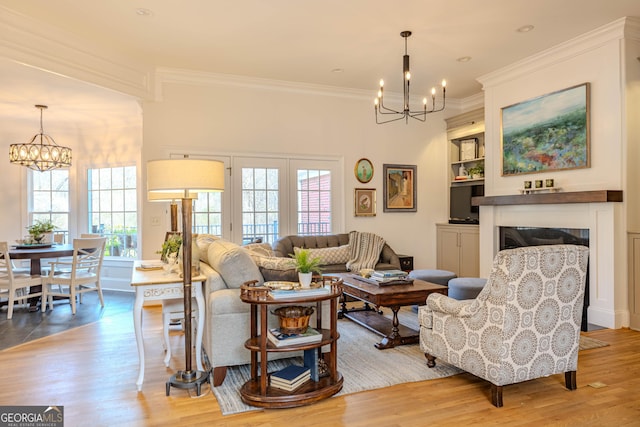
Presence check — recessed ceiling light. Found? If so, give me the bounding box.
[135,8,153,17]
[457,56,472,63]
[517,25,534,33]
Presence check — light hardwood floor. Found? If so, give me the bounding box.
[0,306,638,426]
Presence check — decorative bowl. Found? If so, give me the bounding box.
[272,306,314,334]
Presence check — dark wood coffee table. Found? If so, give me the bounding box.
[335,273,447,349]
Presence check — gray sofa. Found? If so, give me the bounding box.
[272,233,401,275]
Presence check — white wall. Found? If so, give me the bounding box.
[140,74,457,268]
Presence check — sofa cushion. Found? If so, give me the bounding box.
[207,239,263,289]
[294,244,350,266]
[196,234,220,263]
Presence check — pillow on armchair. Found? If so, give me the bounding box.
[207,239,263,288]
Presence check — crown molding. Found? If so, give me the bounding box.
[478,17,634,90]
[155,66,471,110]
[0,6,154,100]
[155,67,378,102]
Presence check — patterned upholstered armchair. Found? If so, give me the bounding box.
[419,244,589,407]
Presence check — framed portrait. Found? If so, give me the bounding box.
[354,188,376,217]
[501,82,590,176]
[354,158,374,183]
[383,164,416,212]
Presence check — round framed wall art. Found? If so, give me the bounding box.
[355,158,373,183]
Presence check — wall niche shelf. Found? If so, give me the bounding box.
[472,190,623,206]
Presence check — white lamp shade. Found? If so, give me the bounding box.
[147,191,198,202]
[147,159,225,196]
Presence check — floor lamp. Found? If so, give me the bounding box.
[147,159,224,396]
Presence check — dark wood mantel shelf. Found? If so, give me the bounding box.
[472,190,623,206]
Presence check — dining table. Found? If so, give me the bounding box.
[8,243,75,310]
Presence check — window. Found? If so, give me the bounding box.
[296,169,331,235]
[30,169,69,241]
[87,166,137,257]
[193,193,223,237]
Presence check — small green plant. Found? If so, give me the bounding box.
[290,249,322,274]
[27,219,56,242]
[468,163,484,177]
[159,234,182,261]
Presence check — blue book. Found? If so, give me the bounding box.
[271,365,310,383]
[304,349,319,382]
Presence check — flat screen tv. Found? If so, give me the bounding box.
[449,184,484,224]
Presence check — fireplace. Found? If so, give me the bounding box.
[499,226,590,330]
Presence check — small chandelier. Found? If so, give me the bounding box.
[9,105,72,171]
[374,31,447,124]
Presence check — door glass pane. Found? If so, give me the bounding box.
[297,169,331,235]
[241,167,279,244]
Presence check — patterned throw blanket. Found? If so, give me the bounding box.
[346,231,385,272]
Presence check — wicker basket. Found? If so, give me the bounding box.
[272,306,314,334]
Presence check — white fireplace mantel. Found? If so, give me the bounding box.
[476,193,627,329]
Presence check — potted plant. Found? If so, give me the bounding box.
[468,163,484,179]
[108,234,123,256]
[290,249,322,288]
[26,219,56,244]
[159,233,182,263]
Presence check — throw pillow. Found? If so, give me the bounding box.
[207,239,263,289]
[251,255,298,282]
[196,234,219,263]
[293,244,350,266]
[253,256,297,271]
[243,242,275,259]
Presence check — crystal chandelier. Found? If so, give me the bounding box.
[374,31,447,124]
[9,105,72,171]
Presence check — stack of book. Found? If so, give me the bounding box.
[270,365,311,391]
[267,327,322,347]
[268,286,330,300]
[371,269,408,283]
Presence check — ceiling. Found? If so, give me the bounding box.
[2,0,640,128]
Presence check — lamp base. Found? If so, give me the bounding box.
[166,369,209,396]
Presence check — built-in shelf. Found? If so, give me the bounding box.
[472,190,623,206]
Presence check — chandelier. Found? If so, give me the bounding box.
[9,105,72,171]
[374,31,447,124]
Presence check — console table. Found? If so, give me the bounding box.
[130,261,206,392]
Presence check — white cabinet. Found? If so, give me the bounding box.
[436,224,479,277]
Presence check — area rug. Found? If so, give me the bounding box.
[579,334,609,351]
[212,310,610,416]
[212,317,463,415]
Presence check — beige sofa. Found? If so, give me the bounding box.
[197,232,400,386]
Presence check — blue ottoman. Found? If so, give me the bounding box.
[408,269,457,286]
[408,269,457,312]
[447,277,487,300]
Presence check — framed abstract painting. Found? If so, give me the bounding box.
[501,83,590,176]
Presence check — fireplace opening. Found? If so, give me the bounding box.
[499,226,590,331]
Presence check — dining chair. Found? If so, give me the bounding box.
[0,242,43,319]
[42,237,107,315]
